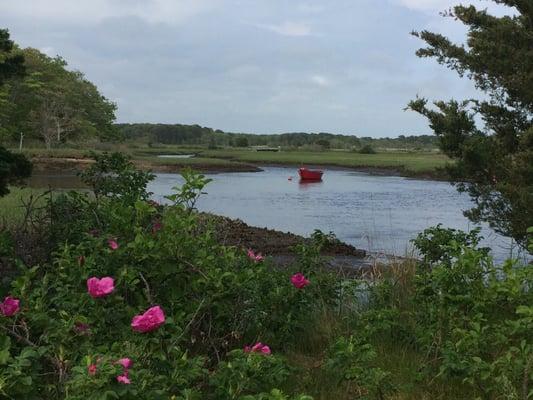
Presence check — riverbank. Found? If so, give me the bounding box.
[200,213,374,274]
[13,146,449,179]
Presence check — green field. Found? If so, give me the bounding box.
[0,187,47,225]
[197,148,449,173]
[10,145,450,177]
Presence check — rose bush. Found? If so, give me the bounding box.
[0,155,333,399]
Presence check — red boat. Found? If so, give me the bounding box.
[298,167,323,181]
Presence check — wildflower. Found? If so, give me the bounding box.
[87,277,115,298]
[89,228,100,237]
[0,296,20,317]
[152,221,162,234]
[290,273,310,289]
[88,364,97,376]
[116,372,131,384]
[131,305,165,333]
[108,239,119,250]
[247,249,264,262]
[74,322,91,335]
[116,358,133,370]
[245,342,271,355]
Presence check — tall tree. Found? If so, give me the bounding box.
[0,29,31,196]
[0,29,24,85]
[3,48,118,148]
[408,1,533,249]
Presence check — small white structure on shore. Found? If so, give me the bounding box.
[250,145,281,152]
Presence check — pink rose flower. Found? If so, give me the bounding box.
[108,239,119,250]
[152,221,162,234]
[245,342,271,355]
[247,249,264,262]
[0,296,20,317]
[131,305,165,333]
[290,273,310,289]
[88,364,97,376]
[87,277,115,298]
[116,372,131,384]
[116,358,133,370]
[74,322,91,335]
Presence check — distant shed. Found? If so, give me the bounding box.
[250,145,281,152]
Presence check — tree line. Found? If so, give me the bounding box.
[0,29,118,149]
[116,123,439,150]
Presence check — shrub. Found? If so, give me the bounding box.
[358,145,376,154]
[0,153,327,399]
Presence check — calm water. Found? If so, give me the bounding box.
[146,167,523,263]
[27,167,524,263]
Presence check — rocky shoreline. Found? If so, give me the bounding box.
[201,213,376,274]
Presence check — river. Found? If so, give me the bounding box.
[147,166,523,263]
[28,166,524,263]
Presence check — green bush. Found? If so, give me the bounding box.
[358,145,376,154]
[0,153,330,399]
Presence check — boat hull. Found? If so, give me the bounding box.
[298,168,323,181]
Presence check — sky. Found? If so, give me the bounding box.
[0,0,514,137]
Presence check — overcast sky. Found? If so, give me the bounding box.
[0,0,513,137]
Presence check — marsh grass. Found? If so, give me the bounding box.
[0,187,48,225]
[8,145,449,175]
[282,257,477,400]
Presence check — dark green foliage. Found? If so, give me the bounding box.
[209,351,291,399]
[0,146,32,196]
[1,45,117,147]
[0,156,335,398]
[323,336,394,399]
[80,152,154,204]
[235,136,249,147]
[115,123,439,150]
[358,145,376,154]
[0,29,25,85]
[360,227,533,399]
[408,1,533,248]
[411,224,489,264]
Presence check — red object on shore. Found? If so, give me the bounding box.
[298,168,323,181]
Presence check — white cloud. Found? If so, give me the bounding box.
[298,3,324,14]
[257,21,313,37]
[395,0,455,11]
[394,0,517,14]
[310,75,330,87]
[39,46,56,56]
[0,0,219,25]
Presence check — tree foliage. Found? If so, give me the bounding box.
[117,123,439,150]
[408,1,533,248]
[0,29,31,197]
[1,45,118,147]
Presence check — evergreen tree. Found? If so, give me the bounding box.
[408,1,533,249]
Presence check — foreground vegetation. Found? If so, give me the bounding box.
[0,154,531,399]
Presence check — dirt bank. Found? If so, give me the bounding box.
[30,157,262,174]
[200,213,374,274]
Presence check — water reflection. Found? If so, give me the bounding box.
[298,180,323,190]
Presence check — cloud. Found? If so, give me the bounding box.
[394,0,517,14]
[0,0,219,25]
[310,75,330,87]
[256,21,313,37]
[395,0,455,11]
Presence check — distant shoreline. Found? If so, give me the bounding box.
[30,155,447,180]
